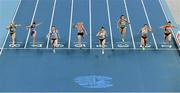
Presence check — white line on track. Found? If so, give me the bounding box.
[141,0,158,49]
[123,0,136,49]
[159,0,180,50]
[46,0,57,48]
[68,0,74,49]
[106,0,114,49]
[89,0,92,49]
[0,0,22,56]
[24,0,40,48]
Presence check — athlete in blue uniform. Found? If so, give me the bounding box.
[26,21,41,46]
[47,26,60,53]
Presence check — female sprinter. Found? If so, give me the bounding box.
[6,21,21,47]
[96,26,107,54]
[47,26,60,53]
[139,24,151,50]
[160,21,176,48]
[26,21,41,46]
[117,15,130,43]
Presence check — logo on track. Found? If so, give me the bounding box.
[74,75,113,88]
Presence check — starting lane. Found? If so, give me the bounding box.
[109,0,134,49]
[91,0,112,49]
[49,0,72,49]
[69,0,90,48]
[25,0,54,48]
[126,0,155,49]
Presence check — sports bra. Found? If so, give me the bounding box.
[50,32,58,39]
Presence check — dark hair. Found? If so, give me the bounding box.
[167,21,171,24]
[120,15,125,19]
[51,26,57,31]
[144,24,148,26]
[52,25,56,28]
[101,26,105,29]
[33,21,36,24]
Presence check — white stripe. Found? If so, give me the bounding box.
[123,0,136,49]
[0,0,22,56]
[89,0,92,49]
[68,0,74,48]
[46,0,57,48]
[106,0,114,49]
[24,0,40,48]
[159,0,180,50]
[141,0,158,49]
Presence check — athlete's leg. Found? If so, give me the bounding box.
[11,33,16,47]
[77,35,81,47]
[32,32,36,46]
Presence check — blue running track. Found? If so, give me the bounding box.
[0,0,180,92]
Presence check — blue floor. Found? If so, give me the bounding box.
[0,0,180,92]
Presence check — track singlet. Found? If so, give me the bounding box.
[176,31,180,46]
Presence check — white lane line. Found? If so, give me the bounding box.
[123,0,136,49]
[159,0,180,50]
[24,0,40,48]
[46,0,57,48]
[141,0,158,49]
[0,0,22,56]
[106,0,114,49]
[89,0,92,49]
[68,0,74,48]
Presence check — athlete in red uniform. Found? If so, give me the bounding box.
[160,21,175,47]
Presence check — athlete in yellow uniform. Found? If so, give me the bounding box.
[117,15,130,43]
[6,21,21,47]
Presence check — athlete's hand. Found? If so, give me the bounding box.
[46,35,49,39]
[149,28,152,32]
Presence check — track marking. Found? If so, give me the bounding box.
[89,0,92,49]
[159,0,180,50]
[74,44,86,48]
[24,0,40,48]
[68,0,74,48]
[9,44,21,48]
[106,0,114,49]
[0,0,22,56]
[117,44,129,48]
[116,42,130,48]
[31,44,42,48]
[46,0,57,48]
[141,0,158,50]
[123,0,136,49]
[140,44,151,48]
[161,44,172,48]
[96,45,108,48]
